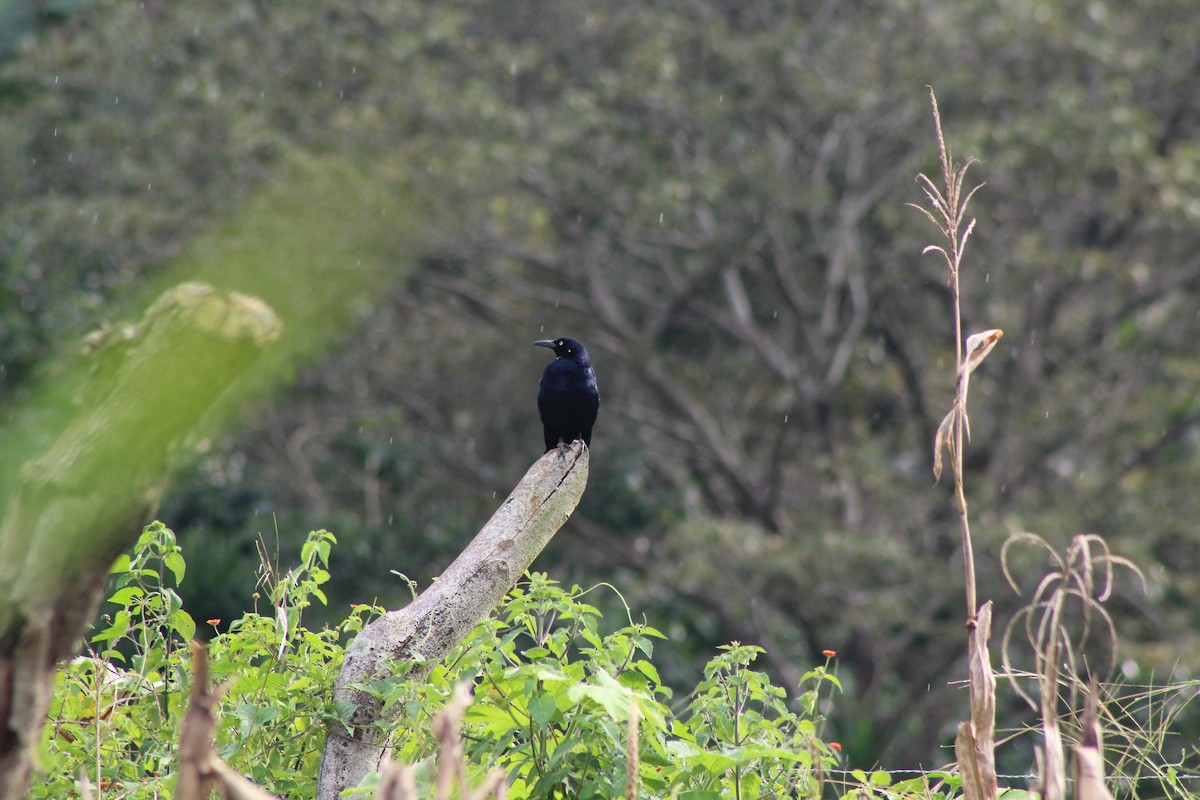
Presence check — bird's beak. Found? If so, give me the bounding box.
[532,340,556,350]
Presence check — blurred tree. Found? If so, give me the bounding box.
[0,0,87,63]
[3,0,1199,769]
[0,283,281,796]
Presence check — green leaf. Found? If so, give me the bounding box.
[163,551,186,584]
[232,703,282,739]
[665,739,702,758]
[566,669,634,721]
[469,703,520,738]
[164,588,184,614]
[635,659,661,685]
[90,611,131,644]
[689,750,739,776]
[528,691,557,730]
[171,609,196,641]
[107,586,144,606]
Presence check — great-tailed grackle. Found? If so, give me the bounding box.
[533,337,599,453]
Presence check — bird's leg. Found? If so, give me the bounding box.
[556,438,567,460]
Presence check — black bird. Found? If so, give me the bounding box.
[533,337,600,453]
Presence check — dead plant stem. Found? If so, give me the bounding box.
[952,272,977,618]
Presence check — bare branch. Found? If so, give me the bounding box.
[316,444,590,799]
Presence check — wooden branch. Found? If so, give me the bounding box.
[0,283,281,799]
[316,443,589,800]
[178,642,282,800]
[176,641,221,800]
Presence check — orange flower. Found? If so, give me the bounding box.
[207,618,221,626]
[830,742,843,752]
[821,649,837,658]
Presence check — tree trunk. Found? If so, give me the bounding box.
[0,283,281,799]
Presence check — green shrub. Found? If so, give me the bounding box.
[37,523,361,798]
[367,573,842,799]
[34,524,842,798]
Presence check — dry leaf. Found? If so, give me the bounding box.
[963,329,1003,376]
[933,405,958,481]
[959,329,1002,410]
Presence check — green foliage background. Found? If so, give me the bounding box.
[4,0,1200,776]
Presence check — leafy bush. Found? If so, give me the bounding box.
[36,523,364,798]
[365,572,841,799]
[33,524,842,798]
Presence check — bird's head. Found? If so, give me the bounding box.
[533,337,589,361]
